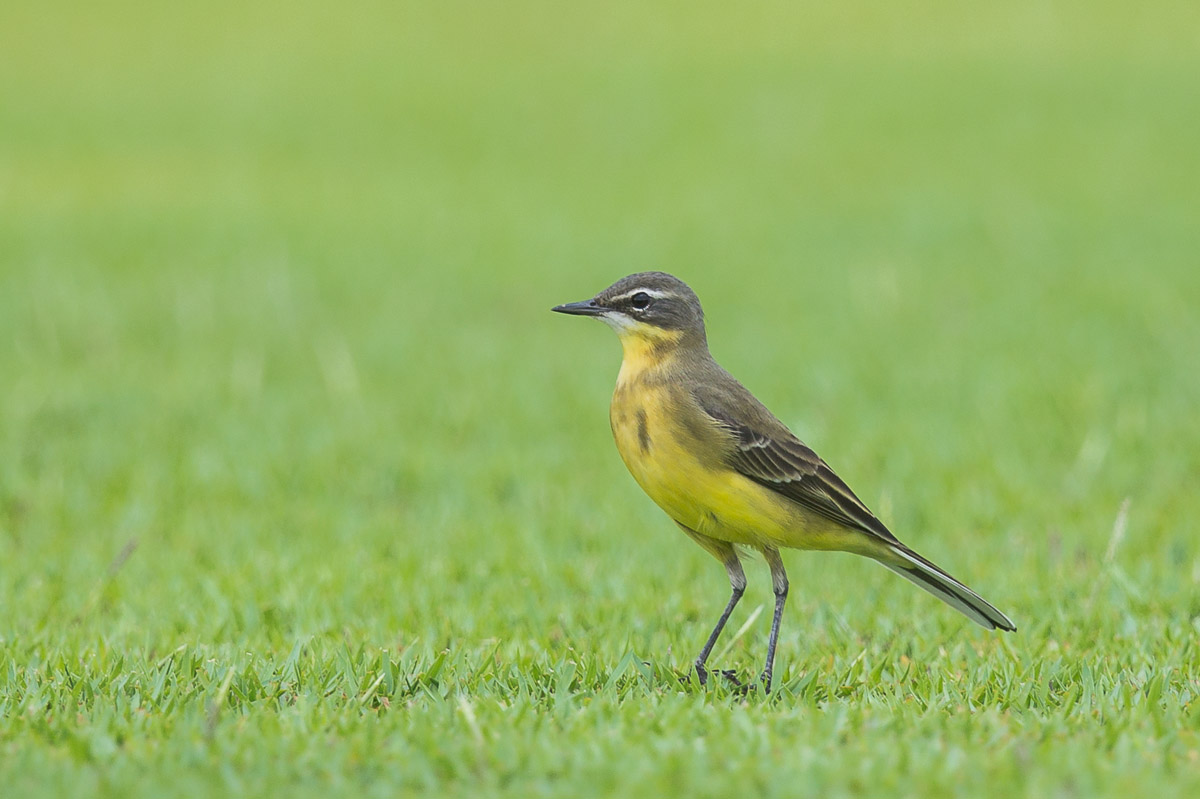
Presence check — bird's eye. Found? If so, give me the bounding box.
[631,292,651,310]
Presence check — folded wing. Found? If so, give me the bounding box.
[697,398,899,546]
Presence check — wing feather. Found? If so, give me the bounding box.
[698,398,898,544]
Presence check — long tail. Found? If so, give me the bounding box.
[880,544,1016,631]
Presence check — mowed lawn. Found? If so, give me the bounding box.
[2,1,1199,796]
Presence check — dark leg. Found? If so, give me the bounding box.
[673,523,747,687]
[761,547,789,693]
[694,557,747,685]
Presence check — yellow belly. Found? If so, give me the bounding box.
[610,383,860,552]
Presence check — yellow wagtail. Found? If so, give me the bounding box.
[553,272,1014,692]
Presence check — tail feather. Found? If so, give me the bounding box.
[880,545,1016,631]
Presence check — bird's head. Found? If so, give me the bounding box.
[552,272,707,352]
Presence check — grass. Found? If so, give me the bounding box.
[2,1,1199,796]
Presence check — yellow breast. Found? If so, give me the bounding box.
[607,327,865,553]
[609,358,795,547]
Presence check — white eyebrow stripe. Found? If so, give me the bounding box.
[609,288,672,302]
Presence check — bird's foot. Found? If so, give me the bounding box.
[719,669,745,690]
[717,670,771,696]
[692,665,747,691]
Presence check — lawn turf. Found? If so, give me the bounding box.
[2,1,1199,796]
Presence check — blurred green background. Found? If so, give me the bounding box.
[2,1,1199,796]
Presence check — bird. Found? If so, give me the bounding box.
[552,271,1014,692]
